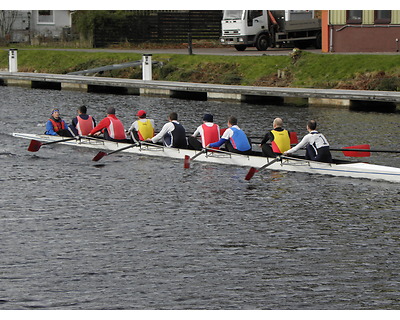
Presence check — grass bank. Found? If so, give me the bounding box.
[1,49,400,91]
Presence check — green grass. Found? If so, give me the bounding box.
[1,49,400,91]
[0,49,143,73]
[292,52,400,88]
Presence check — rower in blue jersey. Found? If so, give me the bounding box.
[208,116,252,155]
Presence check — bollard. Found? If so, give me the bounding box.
[142,54,152,81]
[8,48,18,72]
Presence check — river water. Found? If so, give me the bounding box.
[0,85,399,310]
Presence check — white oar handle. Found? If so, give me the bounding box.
[257,156,281,172]
[190,149,207,161]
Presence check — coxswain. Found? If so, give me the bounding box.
[45,108,73,137]
[70,105,96,136]
[146,112,188,148]
[207,116,252,155]
[88,107,127,142]
[126,109,155,142]
[188,113,220,150]
[259,117,291,157]
[284,120,332,163]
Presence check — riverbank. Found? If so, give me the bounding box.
[1,48,400,91]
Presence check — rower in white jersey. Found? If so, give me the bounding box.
[284,120,332,163]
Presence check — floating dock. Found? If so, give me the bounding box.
[1,71,399,112]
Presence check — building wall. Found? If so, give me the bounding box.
[328,10,400,52]
[30,10,72,39]
[392,11,400,24]
[9,11,30,42]
[8,10,72,43]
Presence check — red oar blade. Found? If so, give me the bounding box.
[290,131,298,144]
[92,151,108,162]
[28,140,43,152]
[342,144,371,157]
[245,167,258,181]
[184,155,190,169]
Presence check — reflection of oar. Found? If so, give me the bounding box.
[245,157,281,181]
[28,137,78,152]
[184,149,207,168]
[92,143,138,161]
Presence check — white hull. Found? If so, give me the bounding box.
[12,133,400,183]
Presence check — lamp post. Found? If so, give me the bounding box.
[27,11,31,44]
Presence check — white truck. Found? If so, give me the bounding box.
[220,10,321,51]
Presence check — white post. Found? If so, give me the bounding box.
[9,49,18,72]
[142,54,152,81]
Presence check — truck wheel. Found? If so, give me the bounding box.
[256,35,269,51]
[234,45,247,51]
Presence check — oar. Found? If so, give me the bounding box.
[28,136,78,152]
[184,147,235,168]
[335,144,371,157]
[245,157,281,181]
[330,144,400,157]
[290,131,298,144]
[184,149,207,168]
[92,143,138,161]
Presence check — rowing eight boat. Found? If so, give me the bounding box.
[12,133,400,183]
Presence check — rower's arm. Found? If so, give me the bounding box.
[209,138,228,148]
[285,134,310,154]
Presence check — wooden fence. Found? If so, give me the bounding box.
[92,11,223,47]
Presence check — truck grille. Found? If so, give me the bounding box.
[223,30,240,35]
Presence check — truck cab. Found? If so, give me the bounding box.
[220,10,270,51]
[220,10,321,51]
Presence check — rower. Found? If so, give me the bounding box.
[284,120,332,163]
[146,112,188,149]
[126,109,155,142]
[188,113,220,151]
[45,108,74,137]
[88,107,127,142]
[70,105,96,136]
[207,116,252,155]
[259,117,291,157]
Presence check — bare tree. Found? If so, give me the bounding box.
[0,10,19,40]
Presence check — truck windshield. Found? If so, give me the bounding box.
[223,10,244,20]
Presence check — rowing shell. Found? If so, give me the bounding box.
[12,133,400,183]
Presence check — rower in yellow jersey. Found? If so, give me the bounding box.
[259,118,292,157]
[127,109,155,142]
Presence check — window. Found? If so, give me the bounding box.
[223,10,244,20]
[247,10,263,26]
[375,10,391,24]
[347,10,362,24]
[38,10,54,24]
[248,10,263,20]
